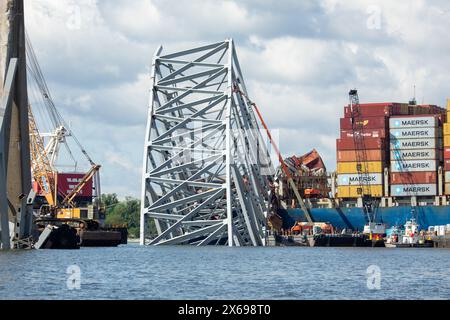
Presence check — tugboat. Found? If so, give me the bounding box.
[363,222,386,239]
[362,222,386,247]
[385,218,433,248]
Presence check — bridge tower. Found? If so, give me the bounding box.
[1,0,33,250]
[140,40,274,246]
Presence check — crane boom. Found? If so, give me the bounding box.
[349,89,375,222]
[61,164,101,207]
[26,33,103,213]
[28,106,56,207]
[26,33,96,167]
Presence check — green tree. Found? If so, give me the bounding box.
[102,194,157,239]
[102,193,119,208]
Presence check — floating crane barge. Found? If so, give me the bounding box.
[1,0,126,250]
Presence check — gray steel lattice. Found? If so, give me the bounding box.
[140,40,274,246]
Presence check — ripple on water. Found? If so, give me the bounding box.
[0,245,449,300]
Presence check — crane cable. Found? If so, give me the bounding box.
[25,32,96,167]
[232,83,314,223]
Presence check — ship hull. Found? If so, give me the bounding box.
[279,206,450,231]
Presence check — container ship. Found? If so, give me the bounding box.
[274,98,450,232]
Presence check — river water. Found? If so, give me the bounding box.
[1,245,449,300]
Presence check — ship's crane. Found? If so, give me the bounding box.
[349,89,381,230]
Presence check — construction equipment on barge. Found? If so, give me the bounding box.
[26,34,125,248]
[1,1,125,249]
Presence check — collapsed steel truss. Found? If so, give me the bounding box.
[140,40,274,246]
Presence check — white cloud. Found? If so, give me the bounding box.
[24,0,450,197]
[99,0,259,42]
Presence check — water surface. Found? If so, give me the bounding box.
[1,245,449,300]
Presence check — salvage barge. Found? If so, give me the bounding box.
[34,218,126,249]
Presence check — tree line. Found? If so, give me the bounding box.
[102,194,156,239]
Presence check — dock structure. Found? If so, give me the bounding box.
[140,40,274,246]
[0,0,33,250]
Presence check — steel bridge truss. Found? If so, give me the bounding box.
[140,40,274,246]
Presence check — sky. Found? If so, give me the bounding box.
[24,0,450,199]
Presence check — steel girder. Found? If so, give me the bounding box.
[140,40,274,246]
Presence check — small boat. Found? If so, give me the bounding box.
[361,222,386,247]
[308,233,375,247]
[307,223,385,247]
[363,222,386,239]
[385,219,433,248]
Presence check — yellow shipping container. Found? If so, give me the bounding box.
[445,135,450,147]
[337,161,383,174]
[445,123,450,135]
[445,183,450,195]
[337,185,383,198]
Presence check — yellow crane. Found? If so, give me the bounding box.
[29,106,57,210]
[25,32,124,249]
[29,105,101,219]
[26,31,103,221]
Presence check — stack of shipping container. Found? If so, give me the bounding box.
[336,102,446,199]
[444,100,450,195]
[390,115,441,197]
[336,103,395,198]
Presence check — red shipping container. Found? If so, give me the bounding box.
[340,128,386,139]
[390,172,437,185]
[339,117,387,130]
[417,105,445,114]
[409,105,445,116]
[391,103,410,115]
[336,137,385,150]
[445,160,450,171]
[33,173,93,198]
[344,103,393,118]
[56,173,93,197]
[444,147,450,159]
